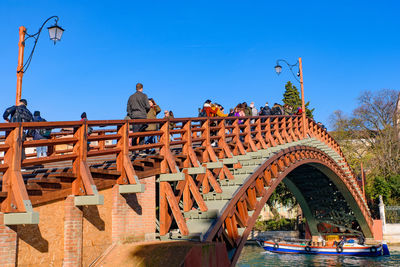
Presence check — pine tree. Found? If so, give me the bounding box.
[282,81,314,118]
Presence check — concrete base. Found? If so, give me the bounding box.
[159,172,185,181]
[119,184,146,194]
[3,211,39,225]
[74,194,104,206]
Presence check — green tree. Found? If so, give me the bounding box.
[282,81,315,118]
[266,182,297,219]
[330,89,400,205]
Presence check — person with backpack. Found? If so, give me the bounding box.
[3,99,33,123]
[259,102,272,116]
[3,99,33,160]
[271,103,283,115]
[31,111,50,158]
[199,99,216,117]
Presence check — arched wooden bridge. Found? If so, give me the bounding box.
[0,115,379,266]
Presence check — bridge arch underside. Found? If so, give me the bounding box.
[206,153,373,265]
[283,164,369,237]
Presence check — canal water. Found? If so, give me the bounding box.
[237,244,400,266]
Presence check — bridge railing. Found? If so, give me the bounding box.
[0,115,369,231]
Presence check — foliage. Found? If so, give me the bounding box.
[330,89,400,205]
[266,182,297,218]
[365,174,400,205]
[282,81,315,118]
[253,217,297,231]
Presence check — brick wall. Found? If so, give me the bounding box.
[2,176,156,266]
[112,176,156,242]
[63,196,83,267]
[0,214,17,267]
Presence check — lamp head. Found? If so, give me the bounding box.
[274,64,282,75]
[47,22,64,44]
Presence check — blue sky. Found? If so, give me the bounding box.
[1,1,399,127]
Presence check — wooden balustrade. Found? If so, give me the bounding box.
[0,115,369,233]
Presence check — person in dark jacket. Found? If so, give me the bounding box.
[80,112,93,151]
[3,99,33,161]
[271,103,283,115]
[127,83,151,130]
[127,83,151,145]
[3,99,33,123]
[32,111,49,158]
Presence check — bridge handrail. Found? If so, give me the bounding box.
[0,115,370,236]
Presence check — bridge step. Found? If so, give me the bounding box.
[202,191,233,201]
[203,162,224,169]
[219,179,244,186]
[160,232,202,241]
[222,157,238,164]
[183,167,207,175]
[233,155,252,161]
[184,209,218,219]
[203,200,229,212]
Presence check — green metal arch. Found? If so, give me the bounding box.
[207,147,373,266]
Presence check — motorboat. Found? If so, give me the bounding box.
[256,237,390,257]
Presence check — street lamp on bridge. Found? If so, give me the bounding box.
[15,16,64,104]
[274,57,307,137]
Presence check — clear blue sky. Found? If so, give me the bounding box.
[1,1,399,127]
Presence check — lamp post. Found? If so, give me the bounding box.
[274,57,307,137]
[15,16,64,104]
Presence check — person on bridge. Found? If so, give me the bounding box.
[3,99,33,123]
[259,102,271,116]
[31,111,50,158]
[145,98,161,146]
[80,112,93,151]
[127,83,151,145]
[3,99,33,160]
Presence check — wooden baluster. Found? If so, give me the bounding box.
[232,118,246,155]
[263,117,276,147]
[244,118,257,152]
[1,124,32,213]
[116,122,138,185]
[72,121,96,196]
[255,118,267,150]
[99,131,105,151]
[273,117,284,145]
[218,119,234,158]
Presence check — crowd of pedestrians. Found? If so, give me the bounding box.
[2,82,322,159]
[198,100,303,119]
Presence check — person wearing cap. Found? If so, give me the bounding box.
[2,99,33,161]
[3,99,33,123]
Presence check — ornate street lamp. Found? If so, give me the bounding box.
[15,16,64,104]
[274,58,307,137]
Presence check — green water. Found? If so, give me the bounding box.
[237,244,400,267]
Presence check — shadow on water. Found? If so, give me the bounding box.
[237,243,400,267]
